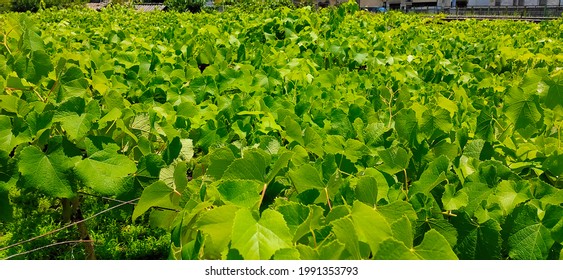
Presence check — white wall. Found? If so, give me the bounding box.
[475,0,562,5]
[467,0,493,5]
[358,0,385,6]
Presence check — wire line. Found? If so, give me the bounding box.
[3,240,94,260]
[0,198,139,252]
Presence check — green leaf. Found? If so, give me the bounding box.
[265,151,292,184]
[132,181,181,221]
[377,201,418,224]
[394,109,418,145]
[351,201,393,255]
[293,205,325,243]
[377,146,411,175]
[288,164,325,193]
[56,66,89,102]
[344,139,369,163]
[354,176,378,207]
[217,179,262,208]
[504,204,554,260]
[59,113,96,141]
[442,184,468,211]
[544,71,563,109]
[284,117,304,145]
[462,139,486,159]
[273,248,300,260]
[14,50,53,84]
[0,186,11,221]
[416,218,458,248]
[75,143,136,196]
[475,108,495,142]
[179,139,194,162]
[276,202,310,236]
[409,155,449,197]
[451,213,502,260]
[206,147,236,180]
[460,182,492,216]
[196,205,239,257]
[374,238,418,260]
[18,145,78,198]
[135,154,166,187]
[304,127,324,157]
[331,217,361,259]
[491,180,531,215]
[0,152,15,221]
[390,216,413,248]
[413,229,458,260]
[231,208,292,260]
[159,161,188,194]
[162,137,182,165]
[317,239,346,260]
[543,204,563,243]
[375,229,458,260]
[543,153,563,177]
[0,115,30,153]
[223,149,266,181]
[420,108,452,138]
[181,231,204,260]
[503,87,543,131]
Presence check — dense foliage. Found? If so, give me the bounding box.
[0,3,562,259]
[165,0,206,13]
[5,0,85,13]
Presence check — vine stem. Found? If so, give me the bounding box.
[324,187,332,210]
[258,183,268,209]
[3,240,94,260]
[2,29,13,55]
[0,198,139,252]
[403,168,409,201]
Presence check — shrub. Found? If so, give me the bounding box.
[10,0,39,12]
[9,0,86,12]
[0,0,11,12]
[165,0,205,13]
[219,0,294,12]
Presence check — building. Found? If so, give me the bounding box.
[467,0,561,5]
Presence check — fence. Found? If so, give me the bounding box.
[407,5,563,18]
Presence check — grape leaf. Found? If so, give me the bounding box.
[75,143,136,196]
[504,204,554,260]
[217,179,262,208]
[288,164,325,193]
[132,181,181,221]
[18,145,79,198]
[231,208,292,260]
[196,205,239,257]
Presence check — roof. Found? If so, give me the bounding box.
[86,3,167,12]
[134,4,167,12]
